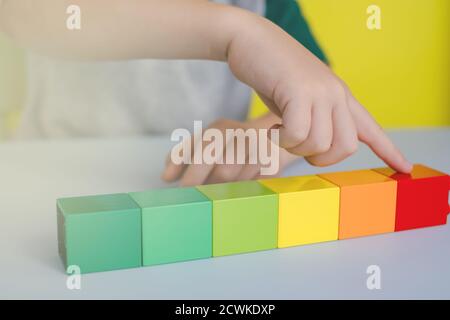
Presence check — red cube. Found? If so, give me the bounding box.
[373,164,449,231]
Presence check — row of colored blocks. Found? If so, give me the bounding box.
[57,164,449,274]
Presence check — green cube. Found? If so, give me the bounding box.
[129,187,212,266]
[57,193,142,274]
[197,181,278,257]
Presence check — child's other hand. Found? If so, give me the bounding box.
[162,117,299,186]
[225,11,412,173]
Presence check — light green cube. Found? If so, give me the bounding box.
[57,193,142,274]
[197,181,278,257]
[129,187,212,266]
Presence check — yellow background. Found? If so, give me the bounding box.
[0,34,25,138]
[251,0,450,127]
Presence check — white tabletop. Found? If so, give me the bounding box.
[0,129,449,299]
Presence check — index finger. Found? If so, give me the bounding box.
[161,134,194,182]
[348,96,413,174]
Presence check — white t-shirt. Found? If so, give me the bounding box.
[15,0,265,139]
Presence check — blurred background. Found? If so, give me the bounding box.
[0,29,25,139]
[1,0,449,140]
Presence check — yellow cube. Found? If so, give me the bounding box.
[259,175,340,248]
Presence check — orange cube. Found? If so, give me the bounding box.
[319,169,397,240]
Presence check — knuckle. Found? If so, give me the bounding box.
[337,78,351,94]
[288,128,309,144]
[312,141,331,154]
[312,83,330,96]
[343,141,359,156]
[299,74,348,97]
[302,79,347,102]
[347,141,359,154]
[299,82,324,97]
[329,81,347,100]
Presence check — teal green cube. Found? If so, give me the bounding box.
[197,181,278,257]
[129,187,212,266]
[57,193,142,274]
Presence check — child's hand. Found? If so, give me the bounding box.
[162,8,413,186]
[162,116,299,186]
[225,11,412,173]
[0,1,411,174]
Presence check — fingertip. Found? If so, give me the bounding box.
[161,163,182,182]
[397,159,413,174]
[179,179,198,187]
[179,169,205,187]
[386,153,413,174]
[161,169,175,182]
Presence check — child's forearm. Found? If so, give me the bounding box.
[0,0,250,61]
[0,0,286,102]
[0,0,412,173]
